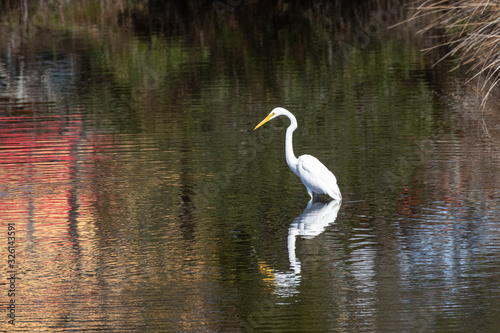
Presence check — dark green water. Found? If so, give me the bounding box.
[1,2,500,332]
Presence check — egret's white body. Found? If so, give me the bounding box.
[254,107,341,201]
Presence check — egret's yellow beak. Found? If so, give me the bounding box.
[254,113,273,130]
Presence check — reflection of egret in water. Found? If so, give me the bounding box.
[274,200,341,298]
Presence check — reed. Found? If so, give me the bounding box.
[412,0,500,104]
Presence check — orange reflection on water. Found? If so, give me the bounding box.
[0,115,93,330]
[0,115,217,331]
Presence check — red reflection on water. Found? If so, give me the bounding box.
[0,114,88,329]
[0,114,82,244]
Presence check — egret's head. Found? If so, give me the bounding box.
[254,107,288,130]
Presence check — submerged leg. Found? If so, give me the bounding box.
[306,187,314,200]
[306,188,314,201]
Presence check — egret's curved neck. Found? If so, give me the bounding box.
[284,112,299,175]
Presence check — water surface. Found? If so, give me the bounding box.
[1,2,500,332]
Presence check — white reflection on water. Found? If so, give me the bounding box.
[274,199,341,298]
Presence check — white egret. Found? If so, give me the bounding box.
[254,107,341,201]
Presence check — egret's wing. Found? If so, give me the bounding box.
[297,155,340,199]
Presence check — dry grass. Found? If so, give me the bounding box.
[409,0,500,105]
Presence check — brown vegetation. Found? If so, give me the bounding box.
[411,0,500,104]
